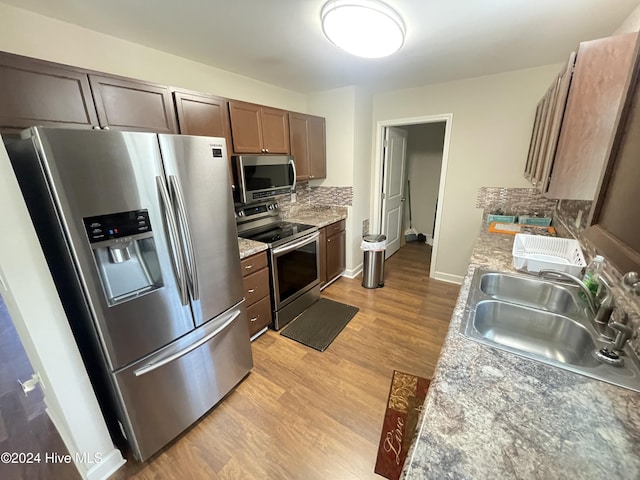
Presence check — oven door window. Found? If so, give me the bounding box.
[275,240,318,304]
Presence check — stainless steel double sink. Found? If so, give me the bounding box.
[460,268,640,392]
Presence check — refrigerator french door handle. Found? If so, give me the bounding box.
[168,175,199,301]
[156,176,189,306]
[133,308,241,377]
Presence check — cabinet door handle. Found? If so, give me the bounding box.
[244,265,253,270]
[250,316,259,322]
[248,288,255,293]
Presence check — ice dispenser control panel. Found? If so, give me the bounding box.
[83,209,163,306]
[83,210,152,243]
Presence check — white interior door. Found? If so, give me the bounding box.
[381,127,407,258]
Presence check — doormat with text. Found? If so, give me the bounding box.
[374,370,430,480]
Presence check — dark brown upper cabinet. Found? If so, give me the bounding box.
[289,112,326,181]
[524,53,574,192]
[0,51,99,134]
[88,74,177,133]
[586,55,640,274]
[534,32,639,200]
[173,89,230,139]
[173,88,233,183]
[228,100,289,154]
[0,51,178,135]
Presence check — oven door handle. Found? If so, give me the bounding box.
[272,231,319,256]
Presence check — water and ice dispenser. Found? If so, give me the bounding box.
[84,210,163,306]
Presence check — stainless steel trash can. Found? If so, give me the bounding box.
[361,234,386,288]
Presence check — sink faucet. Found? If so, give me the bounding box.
[538,269,598,315]
[594,275,614,322]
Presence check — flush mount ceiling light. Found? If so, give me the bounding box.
[321,0,405,58]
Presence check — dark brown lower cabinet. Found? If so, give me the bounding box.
[320,220,346,288]
[241,251,272,338]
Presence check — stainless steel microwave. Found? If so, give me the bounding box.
[232,155,296,204]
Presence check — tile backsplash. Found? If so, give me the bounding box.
[277,180,353,216]
[554,198,640,358]
[476,187,557,217]
[553,199,593,240]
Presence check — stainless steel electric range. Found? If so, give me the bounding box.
[236,200,320,330]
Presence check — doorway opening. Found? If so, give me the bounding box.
[372,114,452,278]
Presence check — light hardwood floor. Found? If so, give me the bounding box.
[114,242,460,479]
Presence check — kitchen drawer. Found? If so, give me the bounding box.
[326,219,345,237]
[240,251,268,277]
[243,267,270,307]
[246,295,272,337]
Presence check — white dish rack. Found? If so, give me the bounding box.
[512,234,586,275]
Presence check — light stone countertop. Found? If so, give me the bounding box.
[284,205,347,228]
[402,228,640,479]
[237,238,268,260]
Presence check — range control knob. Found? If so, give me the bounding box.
[237,211,245,217]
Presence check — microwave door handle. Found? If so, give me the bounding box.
[272,231,319,256]
[169,175,199,301]
[133,308,241,376]
[289,157,296,191]
[156,176,189,306]
[239,158,248,204]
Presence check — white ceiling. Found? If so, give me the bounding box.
[3,0,639,93]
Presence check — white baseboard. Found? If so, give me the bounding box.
[86,449,126,480]
[432,271,464,285]
[342,264,363,279]
[46,408,126,480]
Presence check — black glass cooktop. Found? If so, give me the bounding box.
[239,221,317,247]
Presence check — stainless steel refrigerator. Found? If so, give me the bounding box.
[5,127,253,461]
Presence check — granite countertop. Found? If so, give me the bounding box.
[237,238,268,260]
[284,205,348,228]
[402,228,640,479]
[237,205,348,259]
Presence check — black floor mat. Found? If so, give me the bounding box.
[280,298,359,352]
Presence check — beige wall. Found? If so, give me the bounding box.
[350,87,374,272]
[373,64,561,281]
[0,3,306,111]
[307,86,373,274]
[615,2,640,33]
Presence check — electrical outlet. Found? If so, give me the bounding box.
[574,209,583,229]
[290,192,297,203]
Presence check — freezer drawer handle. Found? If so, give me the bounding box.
[133,309,241,377]
[156,176,189,306]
